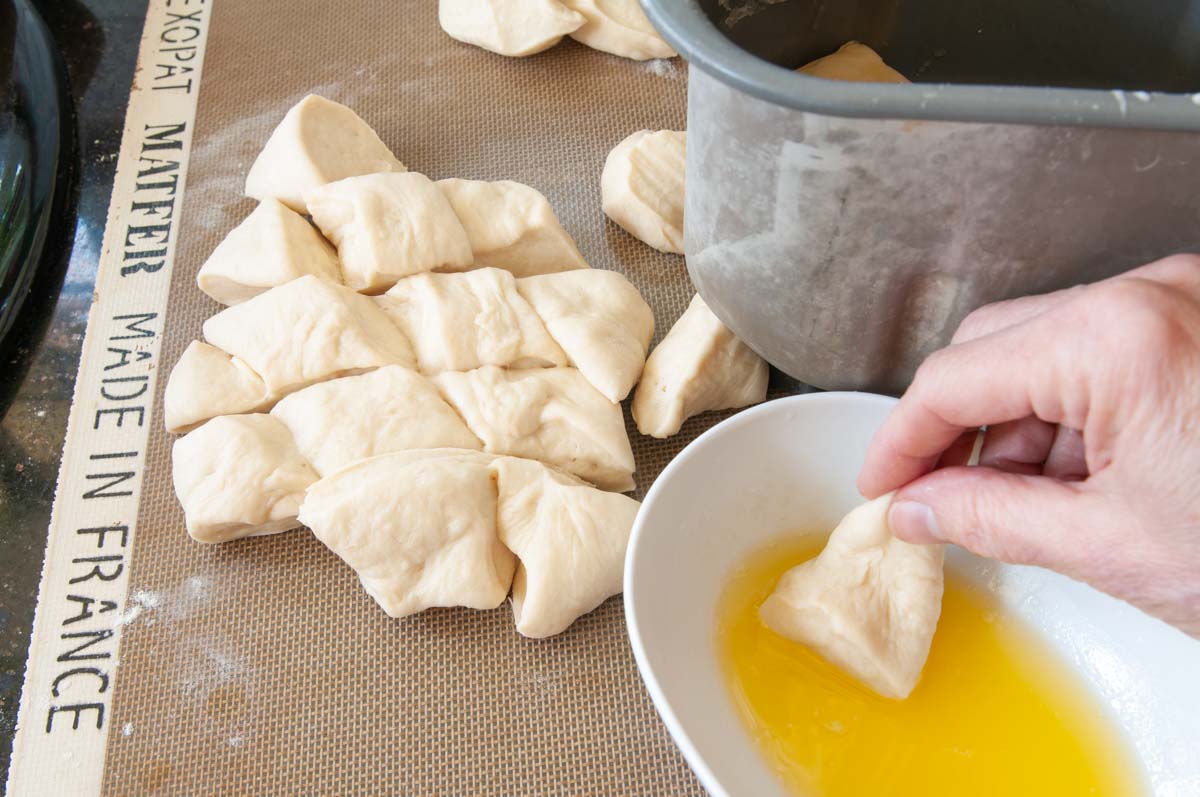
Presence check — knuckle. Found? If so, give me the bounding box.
[1081,279,1185,353]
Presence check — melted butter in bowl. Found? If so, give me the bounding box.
[718,535,1147,797]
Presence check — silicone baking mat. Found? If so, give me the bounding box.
[8,1,803,793]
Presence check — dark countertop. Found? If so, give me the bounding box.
[0,0,146,783]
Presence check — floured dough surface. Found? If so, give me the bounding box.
[438,0,584,57]
[632,294,767,438]
[164,341,273,433]
[759,494,944,700]
[798,41,910,84]
[601,129,686,254]
[245,94,405,214]
[561,0,676,60]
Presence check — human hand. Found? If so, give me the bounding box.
[858,254,1200,636]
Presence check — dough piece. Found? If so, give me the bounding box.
[492,456,640,637]
[516,269,653,402]
[196,199,341,305]
[164,341,273,433]
[305,172,474,294]
[437,178,589,276]
[438,0,584,57]
[798,42,909,84]
[561,0,676,60]
[434,366,635,491]
[298,449,515,618]
[375,268,566,373]
[245,94,405,214]
[270,366,481,477]
[203,275,415,401]
[760,494,944,699]
[633,294,768,438]
[172,414,317,543]
[601,130,686,254]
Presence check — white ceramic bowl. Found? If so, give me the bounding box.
[625,392,1200,797]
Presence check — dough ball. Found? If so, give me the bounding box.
[601,129,686,254]
[196,199,341,306]
[299,449,515,618]
[492,456,641,637]
[632,294,767,438]
[798,41,909,84]
[516,268,654,402]
[305,172,474,294]
[375,268,566,373]
[434,366,635,492]
[172,414,317,543]
[438,0,584,57]
[437,178,589,276]
[164,341,273,434]
[245,94,405,214]
[271,365,482,477]
[561,0,676,60]
[759,494,944,700]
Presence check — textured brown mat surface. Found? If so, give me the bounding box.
[99,2,798,793]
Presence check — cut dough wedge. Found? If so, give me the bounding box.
[164,341,273,434]
[196,199,341,305]
[561,0,676,60]
[798,41,910,84]
[633,294,767,437]
[437,178,589,276]
[759,494,944,700]
[172,414,317,543]
[493,456,640,638]
[434,366,635,491]
[202,275,415,400]
[245,94,405,214]
[306,172,474,294]
[375,268,566,373]
[516,268,654,402]
[271,366,481,477]
[601,129,686,254]
[438,0,584,57]
[299,449,515,618]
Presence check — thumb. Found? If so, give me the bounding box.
[887,466,1101,570]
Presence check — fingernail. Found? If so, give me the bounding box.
[889,501,942,542]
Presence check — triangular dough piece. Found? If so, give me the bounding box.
[434,366,635,491]
[601,129,686,254]
[759,494,944,700]
[798,42,909,84]
[436,178,589,276]
[164,341,273,433]
[561,0,676,60]
[202,275,415,400]
[516,269,653,402]
[271,366,482,477]
[632,294,768,438]
[493,456,640,637]
[299,449,515,618]
[172,414,317,543]
[196,199,342,305]
[438,0,584,57]
[245,94,405,213]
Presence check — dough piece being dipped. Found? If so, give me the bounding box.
[438,0,584,57]
[492,456,640,637]
[601,130,686,254]
[271,366,481,477]
[633,294,768,438]
[299,449,515,618]
[437,178,589,276]
[164,341,273,434]
[306,172,474,293]
[516,269,653,402]
[375,268,566,373]
[760,494,944,700]
[196,199,341,305]
[172,414,317,543]
[561,0,676,60]
[245,94,405,214]
[798,41,909,84]
[434,366,635,491]
[202,275,415,401]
